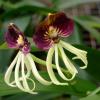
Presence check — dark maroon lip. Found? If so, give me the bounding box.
[33,12,74,50]
[5,23,30,54]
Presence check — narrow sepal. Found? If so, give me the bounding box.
[46,46,68,85]
[60,40,88,69]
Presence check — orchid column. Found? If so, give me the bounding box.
[4,23,51,94]
[34,12,88,85]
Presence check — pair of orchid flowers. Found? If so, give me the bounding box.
[4,12,88,94]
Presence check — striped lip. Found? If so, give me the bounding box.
[5,23,30,54]
[33,12,74,50]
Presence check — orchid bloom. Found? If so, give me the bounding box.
[4,23,51,94]
[33,12,88,85]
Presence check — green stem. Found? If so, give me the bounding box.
[31,54,69,74]
[88,86,100,96]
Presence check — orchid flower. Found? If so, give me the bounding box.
[4,23,51,94]
[33,12,88,85]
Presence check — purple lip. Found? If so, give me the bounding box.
[33,12,74,50]
[5,23,30,54]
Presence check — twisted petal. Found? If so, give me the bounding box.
[15,52,33,93]
[46,46,68,85]
[10,57,31,86]
[5,51,37,94]
[14,52,25,91]
[60,40,88,69]
[14,51,37,94]
[26,53,52,85]
[55,44,77,81]
[4,52,19,87]
[4,51,31,88]
[4,50,52,94]
[21,52,36,93]
[58,44,78,74]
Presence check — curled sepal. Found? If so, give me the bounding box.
[46,46,68,85]
[20,52,36,94]
[4,51,37,94]
[60,40,88,69]
[26,53,52,85]
[55,44,77,81]
[14,52,37,94]
[4,52,19,87]
[4,51,31,87]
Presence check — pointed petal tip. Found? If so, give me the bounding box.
[80,65,87,69]
[4,52,20,88]
[55,44,77,81]
[26,53,52,85]
[47,47,70,86]
[60,40,88,70]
